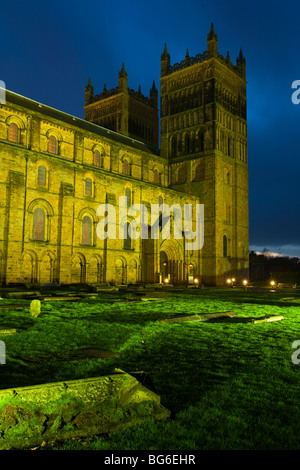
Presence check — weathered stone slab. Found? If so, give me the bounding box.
[198,312,237,321]
[94,286,119,292]
[6,291,41,299]
[251,315,284,324]
[159,312,237,324]
[43,296,81,301]
[141,297,167,302]
[19,349,117,365]
[0,304,26,309]
[0,369,170,450]
[0,328,17,336]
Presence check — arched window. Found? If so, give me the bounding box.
[93,150,100,167]
[228,137,232,156]
[184,134,190,155]
[125,187,131,206]
[177,134,182,155]
[82,216,92,245]
[8,123,19,143]
[197,130,204,152]
[158,196,164,231]
[225,204,231,222]
[190,133,196,154]
[170,136,177,157]
[153,169,159,184]
[85,178,92,197]
[37,165,46,186]
[224,169,228,184]
[48,135,57,154]
[223,235,228,257]
[33,208,45,241]
[123,222,131,250]
[122,159,130,175]
[177,164,187,184]
[194,163,205,181]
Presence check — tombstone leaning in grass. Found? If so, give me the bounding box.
[30,299,41,317]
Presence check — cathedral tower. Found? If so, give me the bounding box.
[84,64,159,148]
[160,24,249,285]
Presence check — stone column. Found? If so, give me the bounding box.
[57,182,74,284]
[5,171,25,284]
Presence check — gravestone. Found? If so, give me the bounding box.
[0,369,171,450]
[30,299,41,317]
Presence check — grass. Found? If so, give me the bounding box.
[0,286,300,450]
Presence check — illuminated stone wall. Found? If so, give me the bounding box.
[160,25,249,285]
[0,26,249,286]
[0,92,199,286]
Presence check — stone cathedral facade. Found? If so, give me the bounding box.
[0,25,249,287]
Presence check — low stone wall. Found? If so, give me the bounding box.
[0,369,170,450]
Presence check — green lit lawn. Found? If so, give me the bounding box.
[0,287,300,450]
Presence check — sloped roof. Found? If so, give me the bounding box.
[5,90,160,157]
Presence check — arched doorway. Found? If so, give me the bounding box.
[160,251,168,281]
[71,254,86,284]
[87,255,102,284]
[159,240,184,284]
[127,258,138,284]
[40,253,55,284]
[21,251,37,284]
[115,257,127,285]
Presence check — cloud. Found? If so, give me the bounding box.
[249,245,300,258]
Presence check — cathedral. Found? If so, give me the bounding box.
[0,24,249,287]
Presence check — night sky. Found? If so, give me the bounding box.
[1,0,300,257]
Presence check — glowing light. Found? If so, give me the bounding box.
[231,278,236,282]
[243,280,248,285]
[227,279,231,284]
[194,278,199,284]
[164,278,169,284]
[270,280,275,286]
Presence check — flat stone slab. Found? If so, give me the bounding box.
[251,315,284,324]
[19,349,117,365]
[43,296,82,301]
[0,328,17,336]
[0,369,170,450]
[158,312,237,324]
[6,291,41,298]
[0,304,27,309]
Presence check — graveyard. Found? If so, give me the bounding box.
[0,284,300,450]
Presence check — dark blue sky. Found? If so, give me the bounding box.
[1,0,300,257]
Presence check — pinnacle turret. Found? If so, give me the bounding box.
[118,63,128,90]
[85,77,94,105]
